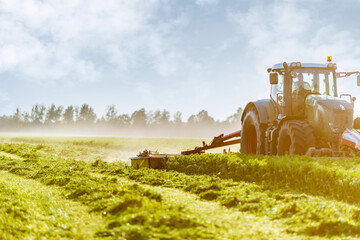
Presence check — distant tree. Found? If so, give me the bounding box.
[173,111,183,125]
[12,108,21,123]
[224,107,243,127]
[0,106,247,136]
[150,110,170,126]
[196,110,214,125]
[74,106,79,122]
[30,104,46,124]
[22,112,30,123]
[159,110,170,126]
[150,110,161,125]
[187,110,215,126]
[77,104,97,123]
[187,114,196,125]
[63,106,76,124]
[45,104,63,123]
[105,105,118,123]
[55,105,63,122]
[131,108,147,127]
[118,114,131,126]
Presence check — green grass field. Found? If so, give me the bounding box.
[0,135,360,239]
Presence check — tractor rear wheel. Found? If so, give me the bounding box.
[241,107,265,154]
[277,120,315,155]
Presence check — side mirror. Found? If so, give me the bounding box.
[354,117,360,129]
[269,72,278,85]
[357,75,360,86]
[352,96,357,102]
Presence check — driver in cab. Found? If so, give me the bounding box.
[293,73,311,95]
[293,73,311,114]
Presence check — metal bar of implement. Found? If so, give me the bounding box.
[220,130,241,141]
[211,138,241,147]
[181,138,240,155]
[204,139,241,150]
[208,130,241,146]
[181,130,241,155]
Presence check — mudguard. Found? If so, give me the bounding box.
[241,99,276,125]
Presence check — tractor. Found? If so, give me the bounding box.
[131,59,360,168]
[240,60,360,156]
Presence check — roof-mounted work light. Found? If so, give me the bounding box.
[290,62,301,68]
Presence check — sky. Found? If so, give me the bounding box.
[1,0,360,121]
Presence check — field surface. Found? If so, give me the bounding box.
[1,135,360,239]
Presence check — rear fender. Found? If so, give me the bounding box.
[241,100,276,125]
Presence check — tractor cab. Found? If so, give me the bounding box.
[268,62,339,118]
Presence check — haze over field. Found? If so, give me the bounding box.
[1,0,360,121]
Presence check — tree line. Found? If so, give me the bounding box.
[0,104,243,137]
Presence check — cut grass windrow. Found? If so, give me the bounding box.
[0,142,305,239]
[165,153,360,204]
[110,165,360,237]
[0,171,104,240]
[146,185,299,239]
[3,142,360,238]
[0,143,219,239]
[0,142,307,239]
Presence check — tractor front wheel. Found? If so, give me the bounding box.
[277,120,314,155]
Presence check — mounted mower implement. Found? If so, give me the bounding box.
[130,131,241,169]
[131,57,360,168]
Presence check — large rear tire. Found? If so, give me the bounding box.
[277,120,315,155]
[241,107,265,154]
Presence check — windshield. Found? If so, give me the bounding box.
[291,69,336,97]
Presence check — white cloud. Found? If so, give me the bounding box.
[0,0,187,83]
[229,1,311,51]
[195,0,219,6]
[153,51,182,76]
[229,0,360,69]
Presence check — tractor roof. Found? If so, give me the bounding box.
[271,63,332,71]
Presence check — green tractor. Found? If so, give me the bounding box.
[131,59,360,168]
[240,60,360,155]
